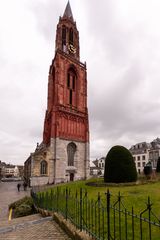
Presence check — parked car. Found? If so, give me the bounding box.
[1,177,21,182]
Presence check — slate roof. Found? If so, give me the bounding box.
[63,1,74,21]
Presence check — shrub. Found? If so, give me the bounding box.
[104,145,137,183]
[156,157,160,172]
[9,196,36,218]
[14,204,33,218]
[144,162,152,176]
[9,196,33,209]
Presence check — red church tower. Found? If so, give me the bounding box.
[43,2,89,146]
[25,1,90,186]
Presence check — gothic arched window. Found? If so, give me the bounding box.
[67,68,76,106]
[62,26,67,51]
[40,160,48,175]
[67,142,76,166]
[69,28,73,45]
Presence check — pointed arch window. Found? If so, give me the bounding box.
[67,142,76,166]
[40,160,48,175]
[62,26,67,51]
[67,68,76,106]
[69,28,73,45]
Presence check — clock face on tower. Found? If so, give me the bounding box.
[68,44,76,54]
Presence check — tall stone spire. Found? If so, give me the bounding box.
[63,1,74,21]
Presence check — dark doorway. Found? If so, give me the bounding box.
[70,173,74,181]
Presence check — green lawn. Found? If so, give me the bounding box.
[36,178,160,239]
[47,178,160,215]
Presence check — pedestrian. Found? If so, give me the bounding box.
[17,183,21,192]
[23,182,27,191]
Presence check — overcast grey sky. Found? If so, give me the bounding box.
[1,0,160,165]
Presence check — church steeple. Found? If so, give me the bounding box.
[63,1,74,21]
[55,1,80,60]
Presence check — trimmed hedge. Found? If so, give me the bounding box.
[144,163,152,176]
[104,145,137,183]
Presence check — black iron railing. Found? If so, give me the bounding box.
[31,188,160,240]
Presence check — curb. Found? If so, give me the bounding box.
[0,216,52,234]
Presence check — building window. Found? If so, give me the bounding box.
[137,156,140,161]
[40,160,47,175]
[69,89,72,105]
[138,162,141,167]
[142,155,145,160]
[67,68,76,106]
[149,152,153,159]
[72,76,75,90]
[67,142,76,166]
[155,151,159,159]
[67,73,70,87]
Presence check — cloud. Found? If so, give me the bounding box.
[84,0,160,158]
[28,0,64,42]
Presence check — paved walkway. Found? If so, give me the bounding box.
[0,214,71,240]
[0,182,71,240]
[0,181,30,220]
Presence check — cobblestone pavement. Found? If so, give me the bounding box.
[0,181,30,220]
[0,214,71,240]
[0,182,71,240]
[0,213,42,228]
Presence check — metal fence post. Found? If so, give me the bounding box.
[56,187,59,212]
[42,192,45,209]
[98,192,101,239]
[148,197,152,240]
[66,188,68,220]
[118,192,121,240]
[140,197,153,240]
[106,189,111,240]
[80,188,83,231]
[50,189,53,211]
[45,191,49,210]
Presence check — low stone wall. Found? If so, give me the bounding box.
[31,176,49,186]
[35,207,93,240]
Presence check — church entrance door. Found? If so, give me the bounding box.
[70,173,74,181]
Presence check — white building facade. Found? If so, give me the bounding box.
[91,157,105,176]
[130,138,160,173]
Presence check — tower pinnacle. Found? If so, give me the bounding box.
[63,1,74,21]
